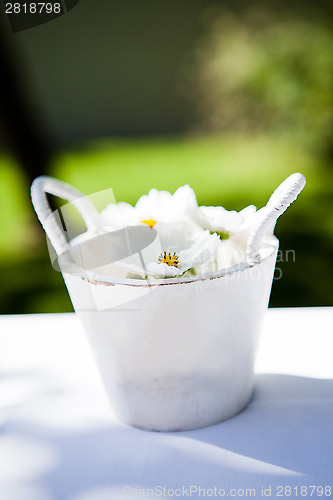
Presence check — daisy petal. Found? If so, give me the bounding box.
[147,262,183,278]
[101,202,138,229]
[179,230,220,270]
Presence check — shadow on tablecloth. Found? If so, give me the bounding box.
[0,373,332,499]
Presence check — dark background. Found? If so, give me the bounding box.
[0,0,332,313]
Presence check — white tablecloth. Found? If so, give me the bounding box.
[0,308,332,500]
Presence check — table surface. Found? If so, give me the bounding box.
[0,308,332,500]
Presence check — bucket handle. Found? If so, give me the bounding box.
[246,173,306,265]
[31,176,101,255]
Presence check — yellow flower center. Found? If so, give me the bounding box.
[157,251,180,268]
[142,219,157,228]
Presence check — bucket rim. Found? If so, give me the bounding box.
[57,236,279,287]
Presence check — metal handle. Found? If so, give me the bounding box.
[246,173,306,265]
[31,176,101,255]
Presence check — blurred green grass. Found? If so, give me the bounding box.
[53,134,320,208]
[1,133,332,313]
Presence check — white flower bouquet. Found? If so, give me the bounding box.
[98,179,297,280]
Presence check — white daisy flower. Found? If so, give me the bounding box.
[195,204,257,239]
[115,221,220,279]
[101,185,199,230]
[193,204,259,270]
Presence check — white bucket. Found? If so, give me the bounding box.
[31,174,305,431]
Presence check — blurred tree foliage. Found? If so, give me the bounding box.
[190,7,333,158]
